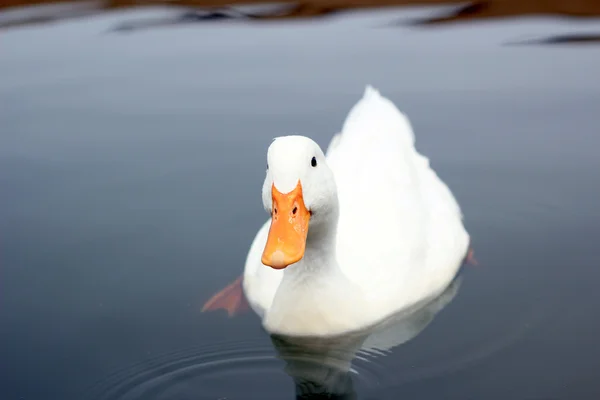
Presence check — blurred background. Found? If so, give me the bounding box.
[1,1,600,399]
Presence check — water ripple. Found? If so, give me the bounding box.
[81,337,394,399]
[82,339,281,400]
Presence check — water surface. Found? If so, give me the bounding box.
[2,8,600,400]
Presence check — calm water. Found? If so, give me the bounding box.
[2,7,600,400]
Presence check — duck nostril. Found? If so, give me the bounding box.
[274,207,278,215]
[292,206,298,215]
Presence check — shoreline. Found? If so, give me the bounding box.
[1,0,600,29]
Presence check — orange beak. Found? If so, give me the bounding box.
[261,181,311,269]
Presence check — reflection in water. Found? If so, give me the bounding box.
[507,33,600,45]
[82,278,461,399]
[270,277,462,399]
[110,8,255,33]
[2,0,600,31]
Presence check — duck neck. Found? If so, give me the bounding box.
[265,203,367,336]
[283,206,340,282]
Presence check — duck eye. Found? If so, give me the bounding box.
[311,157,317,167]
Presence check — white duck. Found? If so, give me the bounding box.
[202,85,473,337]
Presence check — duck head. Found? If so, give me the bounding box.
[261,135,338,269]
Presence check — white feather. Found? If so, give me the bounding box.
[242,85,469,336]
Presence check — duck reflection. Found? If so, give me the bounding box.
[269,277,462,399]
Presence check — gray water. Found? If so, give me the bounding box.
[2,7,600,400]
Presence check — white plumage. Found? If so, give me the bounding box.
[241,85,470,336]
